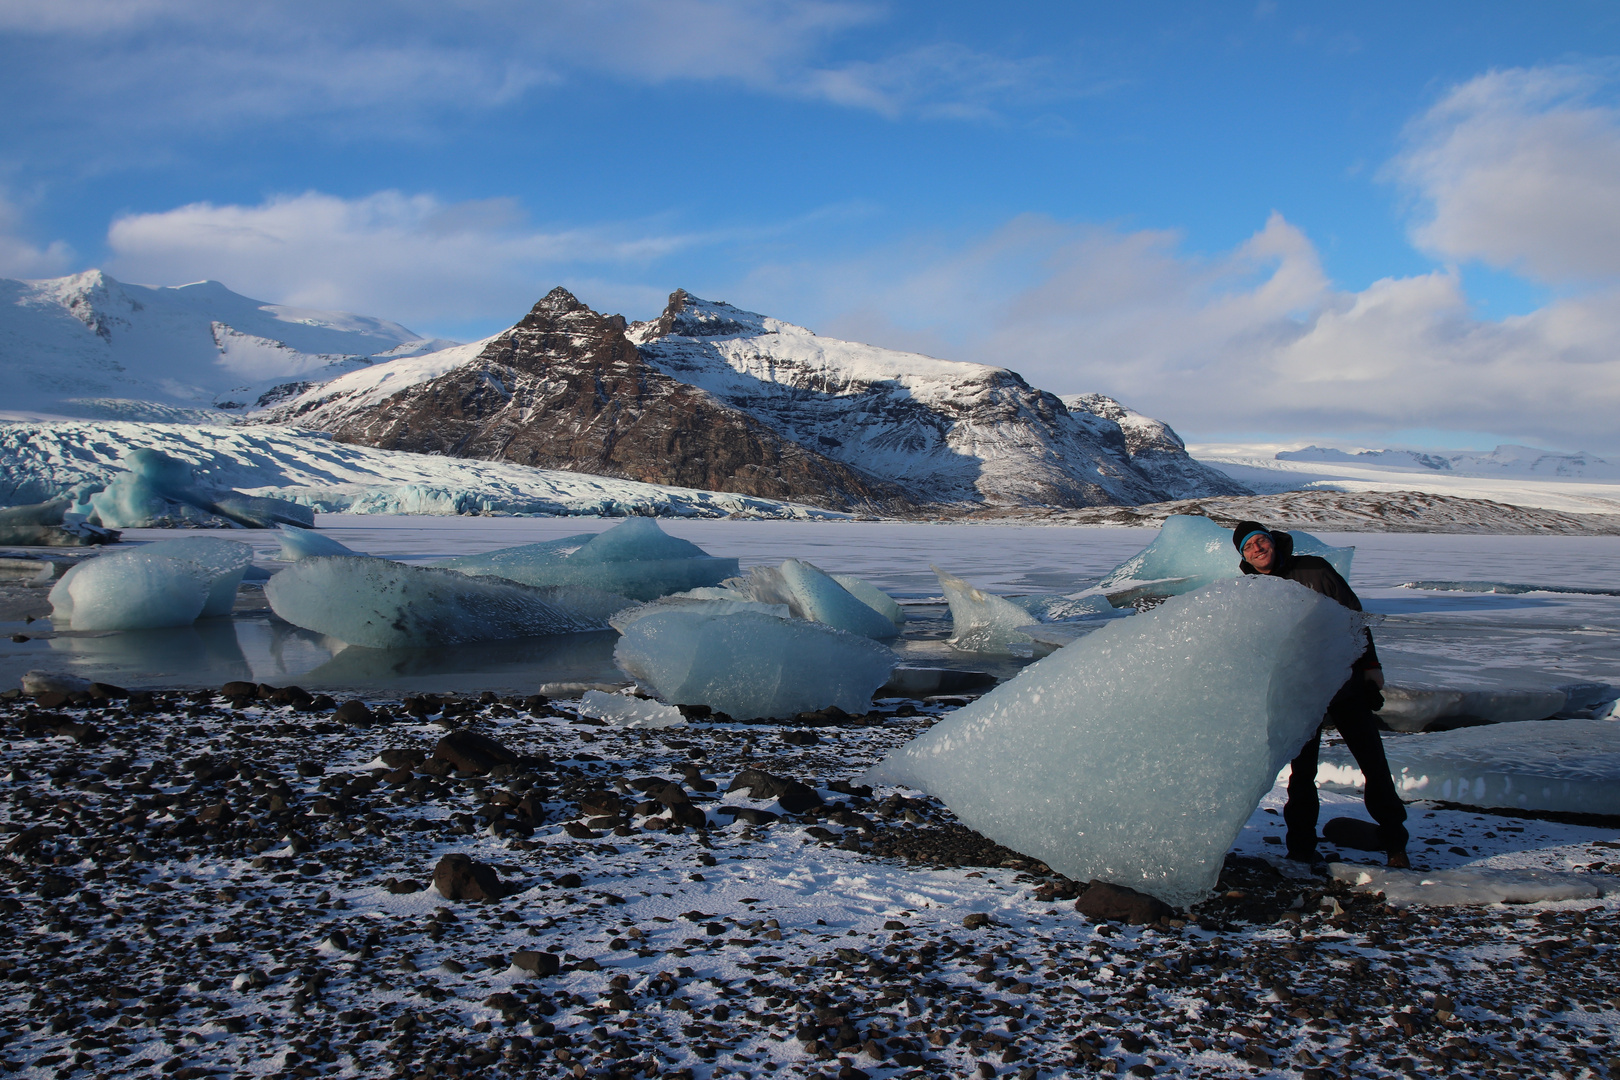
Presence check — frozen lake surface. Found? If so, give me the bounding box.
[5,516,1620,700]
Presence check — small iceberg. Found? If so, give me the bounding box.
[433,517,737,601]
[1098,514,1353,601]
[48,536,254,631]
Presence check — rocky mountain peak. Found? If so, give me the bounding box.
[632,289,768,343]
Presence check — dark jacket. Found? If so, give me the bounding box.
[1238,531,1380,677]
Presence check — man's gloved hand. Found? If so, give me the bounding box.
[1363,668,1385,712]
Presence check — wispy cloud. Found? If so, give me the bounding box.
[0,190,74,278]
[1390,63,1620,284]
[0,0,1062,143]
[102,190,716,327]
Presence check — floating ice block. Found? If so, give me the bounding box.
[1316,718,1620,816]
[50,551,211,631]
[831,573,906,628]
[933,565,1043,656]
[865,576,1363,907]
[276,524,365,561]
[614,604,897,719]
[728,560,901,640]
[609,595,790,634]
[434,519,736,601]
[266,556,631,648]
[1099,515,1353,598]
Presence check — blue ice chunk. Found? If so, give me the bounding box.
[728,560,900,640]
[933,566,1045,656]
[49,551,212,631]
[265,555,631,648]
[276,524,365,561]
[433,518,737,602]
[1098,514,1353,598]
[137,536,254,617]
[830,572,906,628]
[864,576,1363,907]
[614,604,897,719]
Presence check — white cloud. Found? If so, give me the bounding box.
[741,211,1620,453]
[1391,64,1620,283]
[103,190,707,327]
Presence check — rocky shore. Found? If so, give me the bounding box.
[0,685,1617,1080]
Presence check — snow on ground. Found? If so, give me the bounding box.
[2,520,1620,1077]
[0,687,1617,1080]
[1192,442,1620,516]
[0,422,838,519]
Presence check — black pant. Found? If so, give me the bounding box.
[1286,697,1408,856]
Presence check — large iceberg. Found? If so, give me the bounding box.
[614,604,897,719]
[433,518,737,602]
[1317,718,1620,816]
[865,576,1364,907]
[1098,515,1354,599]
[75,448,314,529]
[723,560,901,640]
[266,556,632,648]
[48,537,253,630]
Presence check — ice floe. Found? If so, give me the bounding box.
[265,556,632,648]
[577,689,687,729]
[865,575,1365,907]
[47,537,253,630]
[434,518,738,602]
[1098,514,1353,600]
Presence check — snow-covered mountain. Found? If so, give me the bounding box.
[258,287,1248,512]
[0,270,456,421]
[627,291,1247,507]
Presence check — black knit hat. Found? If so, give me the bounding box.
[1231,520,1271,552]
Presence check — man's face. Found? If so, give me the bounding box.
[1243,532,1275,573]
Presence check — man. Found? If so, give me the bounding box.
[1231,520,1410,869]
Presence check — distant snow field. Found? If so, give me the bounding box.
[1194,442,1620,516]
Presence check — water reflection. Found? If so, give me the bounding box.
[45,620,253,684]
[297,630,622,692]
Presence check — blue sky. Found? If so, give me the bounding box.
[4,1,1620,452]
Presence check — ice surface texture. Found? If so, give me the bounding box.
[435,518,738,602]
[614,606,896,719]
[1099,514,1353,597]
[1317,719,1620,815]
[865,576,1364,908]
[831,573,906,628]
[48,537,253,629]
[265,556,630,649]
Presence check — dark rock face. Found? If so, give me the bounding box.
[1063,393,1251,501]
[279,287,911,513]
[433,729,519,776]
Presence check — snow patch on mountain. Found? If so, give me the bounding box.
[0,270,455,419]
[1278,444,1620,479]
[0,421,835,519]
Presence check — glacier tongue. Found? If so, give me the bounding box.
[864,576,1363,908]
[265,556,632,648]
